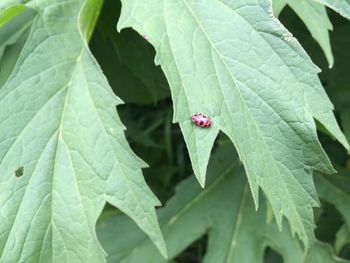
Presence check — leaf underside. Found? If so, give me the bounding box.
[118,0,349,252]
[313,0,350,20]
[273,0,334,67]
[0,0,165,261]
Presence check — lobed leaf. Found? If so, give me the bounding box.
[0,0,165,261]
[335,225,350,255]
[273,0,334,67]
[315,171,350,231]
[341,110,350,142]
[97,144,349,263]
[315,171,350,257]
[313,0,350,20]
[118,0,349,251]
[272,0,286,16]
[297,22,350,114]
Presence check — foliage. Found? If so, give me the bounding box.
[0,0,350,262]
[97,143,350,263]
[273,0,334,67]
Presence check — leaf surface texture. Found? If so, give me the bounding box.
[0,0,165,261]
[118,0,349,249]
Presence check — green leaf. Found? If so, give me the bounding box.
[315,171,350,256]
[273,0,334,67]
[0,4,25,27]
[299,22,350,113]
[335,224,350,254]
[0,0,165,261]
[272,0,287,17]
[0,30,27,87]
[0,5,35,59]
[118,0,349,251]
[312,0,350,20]
[97,144,349,262]
[79,0,103,42]
[0,0,27,11]
[341,109,350,142]
[315,171,350,230]
[310,242,349,263]
[0,6,36,86]
[322,24,350,112]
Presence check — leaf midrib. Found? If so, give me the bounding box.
[178,0,313,242]
[225,184,249,262]
[50,47,86,263]
[162,13,205,181]
[122,160,239,261]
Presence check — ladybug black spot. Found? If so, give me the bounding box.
[199,121,203,126]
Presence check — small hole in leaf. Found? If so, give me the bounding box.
[15,166,24,178]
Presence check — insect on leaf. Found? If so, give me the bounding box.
[118,0,349,252]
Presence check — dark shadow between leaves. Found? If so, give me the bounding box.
[174,234,208,263]
[264,247,283,263]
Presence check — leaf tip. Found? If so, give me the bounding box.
[192,165,207,188]
[151,232,168,259]
[327,58,334,69]
[198,176,206,188]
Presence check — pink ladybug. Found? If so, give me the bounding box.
[191,113,212,128]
